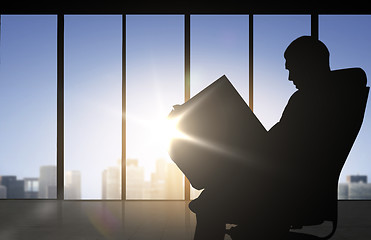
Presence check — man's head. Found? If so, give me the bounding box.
[284,36,331,90]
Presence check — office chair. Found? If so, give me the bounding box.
[227,70,369,240]
[169,71,369,240]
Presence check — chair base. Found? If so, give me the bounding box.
[226,229,323,240]
[286,232,323,240]
[225,225,291,240]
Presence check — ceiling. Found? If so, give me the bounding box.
[1,1,371,14]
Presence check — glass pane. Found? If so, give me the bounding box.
[254,15,311,130]
[126,15,184,199]
[190,15,249,199]
[0,15,57,199]
[320,15,371,199]
[65,15,122,199]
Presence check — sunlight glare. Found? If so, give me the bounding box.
[150,115,189,153]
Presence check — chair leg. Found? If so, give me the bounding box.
[193,212,226,240]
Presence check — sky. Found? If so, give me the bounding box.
[0,14,370,199]
[0,15,58,183]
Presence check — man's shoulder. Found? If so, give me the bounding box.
[279,90,306,120]
[286,90,305,106]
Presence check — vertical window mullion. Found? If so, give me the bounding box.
[57,13,64,200]
[184,13,191,201]
[122,14,127,200]
[311,13,319,39]
[249,14,254,111]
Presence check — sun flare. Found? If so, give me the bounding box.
[150,115,189,152]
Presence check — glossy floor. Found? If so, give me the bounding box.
[0,200,370,240]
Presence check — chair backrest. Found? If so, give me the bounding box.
[292,68,369,230]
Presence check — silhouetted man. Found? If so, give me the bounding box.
[175,36,367,239]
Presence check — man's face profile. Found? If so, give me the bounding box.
[285,58,307,90]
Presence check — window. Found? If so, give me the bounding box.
[0,15,57,199]
[64,15,122,199]
[126,15,184,199]
[1,13,370,200]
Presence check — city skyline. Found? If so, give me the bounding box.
[2,165,371,199]
[0,157,185,199]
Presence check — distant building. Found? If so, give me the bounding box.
[148,158,184,199]
[0,185,7,198]
[339,175,371,199]
[150,159,167,199]
[102,166,121,199]
[126,159,145,199]
[65,171,81,199]
[39,166,56,198]
[348,183,371,199]
[48,185,57,198]
[127,158,138,166]
[0,176,24,198]
[338,183,349,200]
[347,175,367,184]
[166,162,183,199]
[154,158,166,183]
[24,178,39,199]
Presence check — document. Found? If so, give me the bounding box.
[168,75,267,189]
